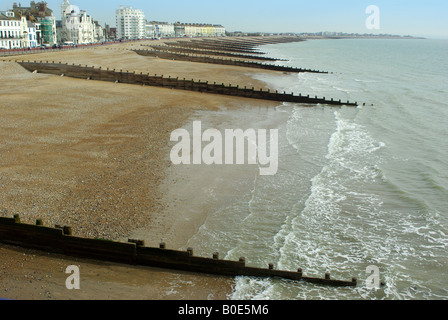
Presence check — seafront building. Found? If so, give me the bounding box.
[1,1,227,49]
[214,25,226,37]
[26,20,40,47]
[60,10,96,44]
[145,22,155,38]
[0,11,26,49]
[94,21,105,43]
[174,23,226,38]
[11,1,57,46]
[0,9,43,49]
[116,6,146,40]
[147,21,175,38]
[59,0,102,45]
[145,22,226,39]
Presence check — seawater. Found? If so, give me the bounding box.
[183,39,448,300]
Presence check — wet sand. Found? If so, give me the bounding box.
[0,39,279,300]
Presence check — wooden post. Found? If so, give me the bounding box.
[63,226,72,236]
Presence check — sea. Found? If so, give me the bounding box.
[177,39,448,300]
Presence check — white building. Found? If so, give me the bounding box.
[173,23,226,38]
[0,11,26,49]
[184,24,201,37]
[60,1,96,45]
[27,20,40,47]
[94,21,104,43]
[214,25,226,37]
[61,0,71,20]
[145,22,155,39]
[150,21,175,38]
[174,23,185,37]
[116,6,145,40]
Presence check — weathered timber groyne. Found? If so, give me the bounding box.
[0,215,357,287]
[190,37,304,49]
[16,61,359,106]
[166,36,304,55]
[144,45,286,61]
[164,41,264,55]
[133,49,328,74]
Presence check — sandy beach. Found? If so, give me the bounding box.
[0,39,280,300]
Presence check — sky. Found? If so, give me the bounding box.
[2,0,448,38]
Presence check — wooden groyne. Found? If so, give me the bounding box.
[16,61,359,107]
[165,41,262,55]
[190,36,304,49]
[0,215,357,287]
[133,49,327,74]
[165,42,265,54]
[144,45,286,61]
[166,36,304,54]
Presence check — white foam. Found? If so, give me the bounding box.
[227,41,448,300]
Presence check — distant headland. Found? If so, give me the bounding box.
[227,31,425,40]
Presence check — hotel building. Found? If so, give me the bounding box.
[116,6,146,40]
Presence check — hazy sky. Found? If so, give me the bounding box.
[3,0,448,38]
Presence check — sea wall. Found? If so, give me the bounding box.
[0,215,357,287]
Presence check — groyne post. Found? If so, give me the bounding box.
[63,226,72,236]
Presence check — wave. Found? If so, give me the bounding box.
[229,40,448,300]
[354,79,380,83]
[278,111,405,298]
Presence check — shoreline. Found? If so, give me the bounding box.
[127,103,289,251]
[0,38,281,300]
